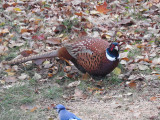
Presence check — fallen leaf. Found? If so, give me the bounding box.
[152,58,160,65]
[113,67,121,75]
[96,1,110,14]
[0,80,5,84]
[120,52,129,58]
[1,28,9,34]
[20,29,28,33]
[14,7,21,12]
[4,76,17,83]
[64,66,72,73]
[33,73,42,80]
[46,38,61,45]
[30,107,37,112]
[54,25,66,34]
[32,34,45,40]
[48,73,53,78]
[68,81,80,88]
[150,96,157,101]
[3,3,10,9]
[20,50,35,57]
[66,73,73,78]
[120,60,127,65]
[126,80,136,88]
[101,34,111,39]
[5,68,15,76]
[121,57,130,61]
[116,31,123,37]
[18,73,28,80]
[138,64,149,71]
[90,10,100,14]
[75,12,83,16]
[48,118,54,120]
[82,73,90,80]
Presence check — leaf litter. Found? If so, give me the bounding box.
[0,0,160,120]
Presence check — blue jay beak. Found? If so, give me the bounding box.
[54,107,57,109]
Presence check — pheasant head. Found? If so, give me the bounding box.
[106,42,120,62]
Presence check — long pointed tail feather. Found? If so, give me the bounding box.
[2,50,59,65]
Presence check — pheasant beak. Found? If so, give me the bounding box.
[115,46,118,51]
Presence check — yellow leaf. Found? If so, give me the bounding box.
[5,68,15,76]
[113,67,121,75]
[0,22,5,26]
[9,34,14,38]
[48,118,53,120]
[14,8,21,11]
[116,31,123,37]
[8,72,15,76]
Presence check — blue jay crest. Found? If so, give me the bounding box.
[54,104,81,120]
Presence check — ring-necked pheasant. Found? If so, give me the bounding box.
[2,37,120,78]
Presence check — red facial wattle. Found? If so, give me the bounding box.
[110,45,115,51]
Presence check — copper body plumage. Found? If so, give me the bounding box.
[3,37,120,77]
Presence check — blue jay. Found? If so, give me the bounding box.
[54,104,81,120]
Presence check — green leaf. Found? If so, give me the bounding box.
[124,49,128,52]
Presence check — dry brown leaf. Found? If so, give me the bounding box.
[48,73,53,78]
[20,50,35,57]
[82,73,90,80]
[30,107,37,112]
[127,81,137,88]
[46,38,61,45]
[96,1,110,14]
[150,96,157,101]
[0,38,2,43]
[66,73,73,78]
[54,25,66,34]
[21,29,28,33]
[121,57,130,61]
[75,12,83,16]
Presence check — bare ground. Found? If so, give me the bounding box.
[54,77,160,120]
